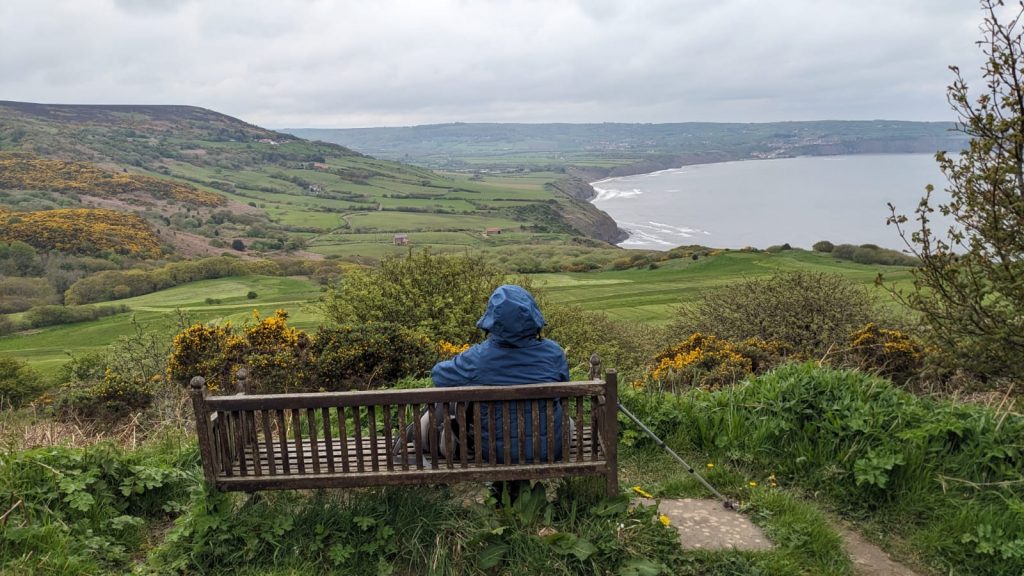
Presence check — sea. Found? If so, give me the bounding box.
[590,154,952,251]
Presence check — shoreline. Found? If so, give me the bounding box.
[587,152,939,251]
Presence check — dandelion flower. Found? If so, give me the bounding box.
[659,514,671,527]
[748,481,758,488]
[706,463,714,469]
[632,486,654,499]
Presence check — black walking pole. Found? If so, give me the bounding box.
[590,355,738,510]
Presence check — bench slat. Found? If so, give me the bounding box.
[322,407,334,474]
[262,410,276,476]
[218,461,610,492]
[205,382,605,411]
[353,407,365,473]
[337,406,349,474]
[398,404,409,471]
[383,405,394,473]
[368,406,379,473]
[227,429,600,478]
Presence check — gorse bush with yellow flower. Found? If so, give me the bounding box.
[847,323,925,384]
[633,333,786,391]
[168,312,440,394]
[0,152,224,207]
[0,207,163,258]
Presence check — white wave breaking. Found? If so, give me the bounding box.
[591,185,643,202]
[617,221,711,248]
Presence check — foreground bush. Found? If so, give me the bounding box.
[169,311,438,393]
[312,324,436,390]
[0,355,45,409]
[149,481,681,575]
[621,364,1024,575]
[0,440,195,575]
[543,303,665,377]
[319,249,523,344]
[55,320,172,421]
[632,333,786,391]
[670,271,881,358]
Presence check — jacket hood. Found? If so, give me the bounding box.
[476,285,546,345]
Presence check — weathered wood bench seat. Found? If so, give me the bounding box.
[189,369,619,496]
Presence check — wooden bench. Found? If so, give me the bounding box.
[189,367,619,496]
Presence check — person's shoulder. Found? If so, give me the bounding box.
[537,338,566,354]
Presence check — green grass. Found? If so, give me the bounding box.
[0,276,322,377]
[619,364,1024,575]
[0,250,914,375]
[535,249,915,323]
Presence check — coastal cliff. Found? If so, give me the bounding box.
[547,177,629,244]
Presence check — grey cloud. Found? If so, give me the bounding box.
[0,0,987,127]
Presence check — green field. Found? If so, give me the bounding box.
[0,276,323,376]
[0,250,914,375]
[535,249,914,323]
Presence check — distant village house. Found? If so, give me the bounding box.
[393,233,410,246]
[485,227,502,235]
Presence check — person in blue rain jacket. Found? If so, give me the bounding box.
[432,284,569,464]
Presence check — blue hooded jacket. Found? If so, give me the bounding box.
[432,285,569,463]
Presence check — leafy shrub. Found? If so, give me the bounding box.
[246,290,257,299]
[847,323,925,384]
[632,333,786,391]
[671,271,880,358]
[168,322,245,393]
[622,364,1024,575]
[242,310,311,393]
[0,442,194,575]
[813,240,835,252]
[312,324,435,390]
[169,312,435,393]
[0,355,45,409]
[543,303,665,377]
[320,249,523,343]
[829,243,918,266]
[55,320,171,421]
[0,276,57,313]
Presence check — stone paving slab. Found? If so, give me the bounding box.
[639,498,773,551]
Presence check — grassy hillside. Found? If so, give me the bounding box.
[536,249,914,323]
[0,275,322,376]
[0,102,624,256]
[0,250,912,375]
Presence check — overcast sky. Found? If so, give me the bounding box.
[0,0,991,128]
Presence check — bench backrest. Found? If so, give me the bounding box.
[190,371,619,495]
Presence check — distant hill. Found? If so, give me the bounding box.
[285,120,969,178]
[0,101,626,254]
[0,100,360,171]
